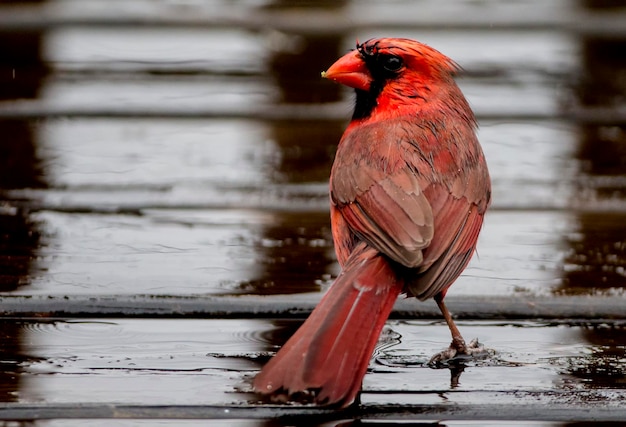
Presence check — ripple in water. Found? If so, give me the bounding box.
[20,320,125,341]
[16,319,281,375]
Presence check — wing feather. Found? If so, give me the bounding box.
[332,168,434,268]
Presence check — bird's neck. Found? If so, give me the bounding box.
[351,84,382,121]
[351,79,475,128]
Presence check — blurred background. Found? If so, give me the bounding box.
[0,0,625,423]
[1,0,626,297]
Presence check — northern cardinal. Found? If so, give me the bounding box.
[253,38,491,408]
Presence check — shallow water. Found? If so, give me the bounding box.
[1,318,624,425]
[3,318,625,404]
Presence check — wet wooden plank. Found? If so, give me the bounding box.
[0,209,584,296]
[0,319,623,421]
[2,204,626,298]
[0,119,583,211]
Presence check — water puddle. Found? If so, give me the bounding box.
[1,318,623,409]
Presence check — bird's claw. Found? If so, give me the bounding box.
[428,338,487,366]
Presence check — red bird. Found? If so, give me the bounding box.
[253,38,491,408]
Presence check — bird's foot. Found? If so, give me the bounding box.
[428,337,488,366]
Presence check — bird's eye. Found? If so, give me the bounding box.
[381,55,403,72]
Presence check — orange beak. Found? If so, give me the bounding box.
[322,50,372,91]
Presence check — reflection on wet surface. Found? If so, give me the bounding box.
[560,213,626,294]
[268,120,342,184]
[0,5,48,410]
[563,0,626,296]
[0,320,23,403]
[3,319,625,399]
[0,29,43,211]
[0,317,623,425]
[562,323,626,390]
[0,208,42,292]
[237,211,335,295]
[0,0,626,424]
[0,0,47,295]
[6,209,338,295]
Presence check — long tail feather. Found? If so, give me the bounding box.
[253,243,403,407]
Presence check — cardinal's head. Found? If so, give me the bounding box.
[322,38,462,120]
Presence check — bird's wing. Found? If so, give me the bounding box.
[406,186,485,299]
[330,116,490,285]
[330,126,435,268]
[402,124,490,298]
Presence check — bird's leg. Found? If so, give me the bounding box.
[436,293,467,351]
[429,293,484,365]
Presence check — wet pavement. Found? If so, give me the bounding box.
[1,0,626,425]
